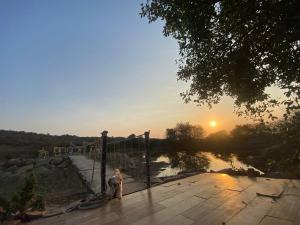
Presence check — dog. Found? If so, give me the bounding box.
[108,169,123,199]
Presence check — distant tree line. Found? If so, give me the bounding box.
[0,130,97,149]
[163,112,300,177]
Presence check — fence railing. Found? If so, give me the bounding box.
[100,130,151,194]
[36,130,151,196]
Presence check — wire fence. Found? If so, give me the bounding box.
[36,131,151,196]
[106,134,148,183]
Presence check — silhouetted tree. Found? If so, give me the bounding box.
[166,128,176,140]
[167,122,204,141]
[230,125,256,138]
[127,134,136,139]
[141,0,300,118]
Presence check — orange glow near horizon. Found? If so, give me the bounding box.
[209,120,217,128]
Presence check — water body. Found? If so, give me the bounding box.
[153,151,263,177]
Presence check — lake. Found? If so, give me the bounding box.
[152,151,264,177]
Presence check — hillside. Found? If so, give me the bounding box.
[0,130,97,158]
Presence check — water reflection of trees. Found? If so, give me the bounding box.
[167,152,209,172]
[210,152,238,170]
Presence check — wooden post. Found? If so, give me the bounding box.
[144,131,151,188]
[101,131,108,194]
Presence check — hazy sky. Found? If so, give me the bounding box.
[0,0,252,138]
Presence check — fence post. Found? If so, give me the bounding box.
[101,130,108,194]
[144,131,151,188]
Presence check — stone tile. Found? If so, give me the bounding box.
[259,216,292,225]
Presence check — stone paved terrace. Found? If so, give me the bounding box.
[26,173,300,225]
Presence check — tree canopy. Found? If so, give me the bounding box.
[141,0,300,118]
[166,122,204,140]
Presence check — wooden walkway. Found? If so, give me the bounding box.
[26,173,300,225]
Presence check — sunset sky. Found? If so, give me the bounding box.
[0,0,279,138]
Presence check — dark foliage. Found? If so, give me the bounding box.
[0,130,97,148]
[161,114,300,178]
[141,0,300,117]
[168,151,209,172]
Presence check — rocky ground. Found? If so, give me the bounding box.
[0,157,89,206]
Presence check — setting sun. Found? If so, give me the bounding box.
[209,120,217,128]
